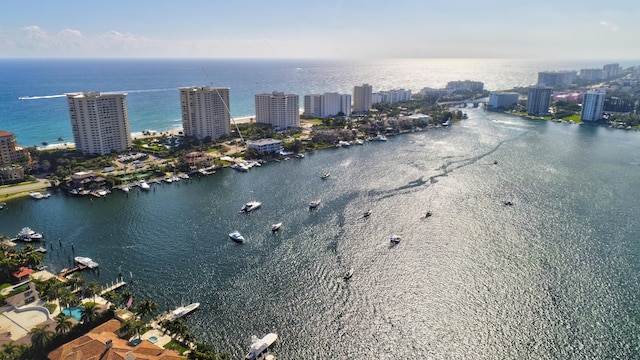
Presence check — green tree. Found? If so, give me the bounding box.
[134,298,158,320]
[29,324,54,350]
[83,280,102,303]
[80,302,99,324]
[54,313,73,334]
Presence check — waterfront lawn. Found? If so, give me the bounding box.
[164,340,188,353]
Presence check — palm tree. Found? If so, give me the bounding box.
[29,324,54,350]
[1,342,24,360]
[83,280,101,303]
[134,298,158,320]
[67,273,85,292]
[80,302,99,324]
[54,313,73,334]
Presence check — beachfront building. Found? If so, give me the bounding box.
[603,63,621,79]
[537,71,576,87]
[255,91,300,129]
[304,92,351,118]
[526,86,552,116]
[66,92,132,155]
[420,87,450,96]
[353,84,373,113]
[579,68,605,81]
[247,138,284,154]
[372,89,412,104]
[488,92,520,110]
[581,89,606,121]
[180,86,231,140]
[0,130,29,165]
[446,80,484,93]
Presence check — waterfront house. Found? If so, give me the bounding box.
[12,267,34,283]
[69,171,106,192]
[48,319,186,360]
[247,138,284,154]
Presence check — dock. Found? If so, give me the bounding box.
[58,265,88,278]
[100,280,126,295]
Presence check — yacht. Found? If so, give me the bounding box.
[374,134,388,141]
[271,223,282,232]
[245,333,278,360]
[390,235,401,244]
[74,256,99,269]
[241,201,262,213]
[229,231,245,243]
[168,302,200,319]
[309,199,321,209]
[17,227,43,241]
[139,181,150,190]
[321,172,330,180]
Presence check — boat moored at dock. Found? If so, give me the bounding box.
[17,227,43,242]
[74,256,99,269]
[168,302,200,320]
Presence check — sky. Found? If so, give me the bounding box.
[1,0,638,60]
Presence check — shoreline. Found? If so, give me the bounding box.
[37,115,256,151]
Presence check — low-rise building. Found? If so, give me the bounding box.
[247,139,283,154]
[0,164,25,182]
[488,92,520,109]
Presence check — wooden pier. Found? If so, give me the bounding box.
[100,280,126,295]
[58,265,87,278]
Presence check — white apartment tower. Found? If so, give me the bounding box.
[180,86,231,140]
[304,93,352,118]
[581,89,606,121]
[353,84,373,113]
[66,91,131,155]
[255,91,300,129]
[526,86,552,116]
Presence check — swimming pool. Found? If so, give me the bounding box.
[148,336,158,343]
[62,307,82,321]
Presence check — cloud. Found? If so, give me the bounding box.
[599,21,619,32]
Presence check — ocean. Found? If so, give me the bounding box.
[1,59,640,358]
[0,58,630,147]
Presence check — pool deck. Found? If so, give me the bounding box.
[139,328,172,348]
[0,300,54,342]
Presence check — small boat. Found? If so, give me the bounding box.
[321,172,330,179]
[74,256,99,268]
[309,199,321,209]
[374,134,388,141]
[97,190,108,196]
[139,181,150,190]
[271,223,282,232]
[245,333,278,360]
[229,231,245,243]
[29,192,45,199]
[169,302,200,319]
[121,186,130,193]
[343,268,354,280]
[363,209,372,218]
[241,201,262,213]
[390,235,401,244]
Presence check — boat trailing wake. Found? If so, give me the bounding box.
[18,88,175,100]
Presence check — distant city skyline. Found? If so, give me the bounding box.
[2,0,639,60]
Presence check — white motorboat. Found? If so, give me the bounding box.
[139,181,150,190]
[121,186,130,193]
[309,199,321,209]
[241,201,262,213]
[169,302,200,319]
[271,223,282,232]
[390,235,401,244]
[245,333,278,360]
[29,192,44,199]
[374,134,388,141]
[363,209,372,218]
[74,256,99,268]
[17,227,43,241]
[343,268,354,280]
[321,172,330,179]
[229,231,245,243]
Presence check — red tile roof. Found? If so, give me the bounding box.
[12,267,34,279]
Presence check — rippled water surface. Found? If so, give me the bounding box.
[2,109,640,358]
